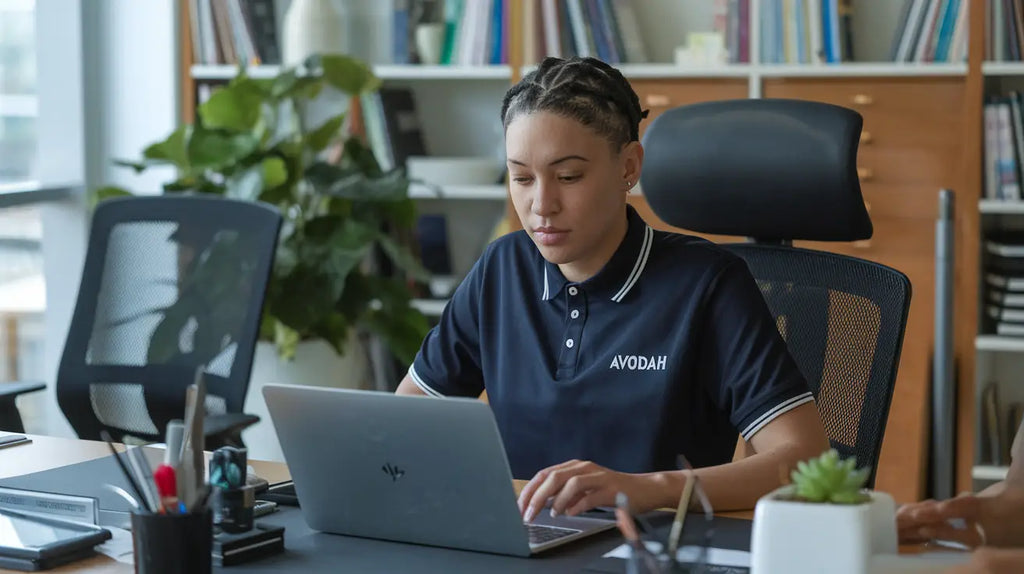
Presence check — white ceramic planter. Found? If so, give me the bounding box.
[750,485,898,574]
[242,336,370,462]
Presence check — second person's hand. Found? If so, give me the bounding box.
[516,459,672,523]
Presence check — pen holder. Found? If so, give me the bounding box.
[131,508,213,574]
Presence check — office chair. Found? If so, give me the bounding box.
[640,99,912,488]
[0,195,281,448]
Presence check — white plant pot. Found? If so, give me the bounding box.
[750,485,898,574]
[242,336,370,462]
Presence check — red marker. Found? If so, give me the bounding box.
[153,464,178,512]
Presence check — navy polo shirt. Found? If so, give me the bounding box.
[408,205,814,479]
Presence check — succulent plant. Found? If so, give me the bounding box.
[790,449,871,504]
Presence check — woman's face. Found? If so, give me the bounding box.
[505,110,642,281]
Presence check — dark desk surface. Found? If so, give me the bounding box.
[0,432,935,573]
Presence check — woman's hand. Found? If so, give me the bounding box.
[516,459,673,523]
[897,487,1024,549]
[944,548,1024,574]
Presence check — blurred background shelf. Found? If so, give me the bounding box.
[191,64,512,82]
[972,465,1010,481]
[975,336,1024,353]
[410,298,448,317]
[980,200,1024,214]
[409,184,506,201]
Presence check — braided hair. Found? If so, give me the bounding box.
[501,57,649,150]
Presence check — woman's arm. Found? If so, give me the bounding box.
[682,401,829,510]
[395,375,428,396]
[518,401,829,520]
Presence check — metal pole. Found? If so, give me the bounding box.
[933,189,955,500]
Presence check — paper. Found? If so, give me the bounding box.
[603,540,751,568]
[870,553,970,573]
[95,526,135,564]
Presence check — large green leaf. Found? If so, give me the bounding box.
[226,165,264,201]
[188,129,260,170]
[306,161,408,202]
[270,69,323,101]
[305,113,346,152]
[199,80,264,132]
[147,300,194,364]
[142,126,190,170]
[270,265,338,334]
[340,138,383,176]
[273,319,301,361]
[301,217,378,299]
[261,156,288,189]
[359,278,430,365]
[320,54,380,96]
[307,312,352,357]
[377,232,431,282]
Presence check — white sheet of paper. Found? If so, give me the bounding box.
[95,526,135,564]
[603,540,751,568]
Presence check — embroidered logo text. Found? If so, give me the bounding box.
[609,355,667,371]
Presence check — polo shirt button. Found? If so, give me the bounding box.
[568,286,578,296]
[565,338,574,348]
[570,309,580,319]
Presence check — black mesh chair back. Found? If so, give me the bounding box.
[641,99,912,486]
[57,195,281,444]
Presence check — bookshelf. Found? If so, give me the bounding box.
[973,0,1024,490]
[190,64,514,81]
[178,0,989,505]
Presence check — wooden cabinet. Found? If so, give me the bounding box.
[762,76,967,504]
[628,79,749,140]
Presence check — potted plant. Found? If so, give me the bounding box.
[95,53,431,454]
[750,449,898,574]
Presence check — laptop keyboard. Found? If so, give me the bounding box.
[525,523,581,545]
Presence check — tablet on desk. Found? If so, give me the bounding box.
[0,508,112,571]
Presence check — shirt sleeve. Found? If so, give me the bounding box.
[697,257,816,442]
[406,255,486,398]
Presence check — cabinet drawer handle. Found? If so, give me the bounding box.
[851,94,874,106]
[644,94,672,107]
[853,239,872,249]
[860,131,873,144]
[864,200,872,212]
[857,167,874,180]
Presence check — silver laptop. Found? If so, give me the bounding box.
[262,384,617,557]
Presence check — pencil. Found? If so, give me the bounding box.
[667,472,696,556]
[100,430,151,513]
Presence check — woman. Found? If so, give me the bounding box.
[396,56,829,522]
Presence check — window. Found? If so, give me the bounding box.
[0,0,36,183]
[0,0,43,384]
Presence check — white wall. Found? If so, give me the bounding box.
[23,0,179,437]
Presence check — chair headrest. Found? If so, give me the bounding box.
[639,98,872,242]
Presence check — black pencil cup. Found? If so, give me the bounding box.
[131,508,213,574]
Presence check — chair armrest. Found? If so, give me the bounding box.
[203,412,260,441]
[0,382,46,403]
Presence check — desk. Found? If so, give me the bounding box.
[0,433,937,573]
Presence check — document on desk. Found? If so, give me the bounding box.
[599,541,750,572]
[94,526,134,565]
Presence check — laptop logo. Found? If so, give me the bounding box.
[382,463,405,482]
